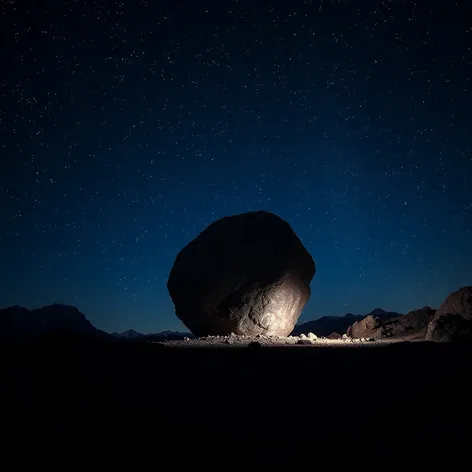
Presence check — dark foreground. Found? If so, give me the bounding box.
[1,339,470,460]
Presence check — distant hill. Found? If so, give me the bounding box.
[110,329,193,341]
[110,329,145,340]
[293,308,403,337]
[0,304,110,342]
[0,304,195,343]
[292,313,362,337]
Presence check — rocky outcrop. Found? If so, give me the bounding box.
[426,286,472,342]
[346,309,402,339]
[426,314,472,342]
[347,314,382,339]
[346,307,435,340]
[434,286,472,319]
[381,306,436,339]
[167,211,316,337]
[294,309,402,337]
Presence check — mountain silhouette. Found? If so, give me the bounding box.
[0,303,196,343]
[0,304,110,342]
[110,329,193,341]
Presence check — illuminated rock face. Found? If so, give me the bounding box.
[167,211,315,337]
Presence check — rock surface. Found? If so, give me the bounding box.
[347,314,383,339]
[293,309,402,337]
[381,306,436,339]
[167,211,316,337]
[426,286,472,342]
[426,314,472,342]
[346,309,404,339]
[347,307,435,340]
[434,286,472,319]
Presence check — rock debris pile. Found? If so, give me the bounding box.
[159,332,378,348]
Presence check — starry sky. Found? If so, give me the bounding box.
[1,0,471,334]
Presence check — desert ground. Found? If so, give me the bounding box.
[1,336,470,461]
[160,333,403,348]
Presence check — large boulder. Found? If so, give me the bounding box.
[167,211,316,337]
[426,286,472,342]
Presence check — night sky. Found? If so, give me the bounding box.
[1,0,471,334]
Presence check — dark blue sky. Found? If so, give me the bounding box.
[1,0,471,333]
